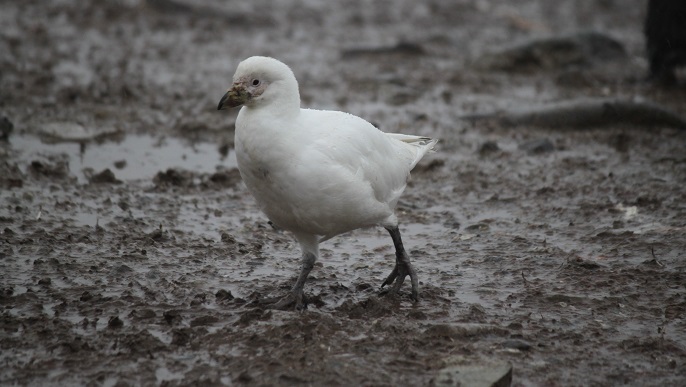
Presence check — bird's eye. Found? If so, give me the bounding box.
[252,79,260,86]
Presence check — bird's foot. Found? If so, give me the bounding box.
[380,260,418,302]
[264,290,307,311]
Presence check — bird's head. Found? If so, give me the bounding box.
[217,56,300,111]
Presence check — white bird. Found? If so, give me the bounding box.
[218,56,437,310]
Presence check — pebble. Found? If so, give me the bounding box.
[107,316,123,329]
[479,141,500,156]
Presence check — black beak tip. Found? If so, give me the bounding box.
[217,94,228,111]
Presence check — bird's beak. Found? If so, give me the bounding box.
[217,84,250,110]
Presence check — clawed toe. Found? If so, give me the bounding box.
[379,262,418,302]
[381,265,399,288]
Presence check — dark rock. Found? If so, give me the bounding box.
[154,168,195,187]
[88,168,122,184]
[218,143,230,158]
[79,291,94,302]
[479,141,500,156]
[208,168,241,187]
[215,289,234,301]
[28,159,72,180]
[107,315,123,329]
[237,371,253,383]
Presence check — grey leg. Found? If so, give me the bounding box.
[380,226,419,301]
[272,251,316,310]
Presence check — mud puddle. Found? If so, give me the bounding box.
[9,134,236,183]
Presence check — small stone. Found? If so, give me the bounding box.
[208,168,241,187]
[88,168,122,184]
[108,315,123,329]
[153,168,194,187]
[28,159,72,180]
[215,289,234,301]
[237,371,253,383]
[80,291,93,302]
[479,141,500,155]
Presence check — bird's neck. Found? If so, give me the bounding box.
[246,95,301,120]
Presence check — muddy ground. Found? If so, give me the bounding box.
[1,0,685,386]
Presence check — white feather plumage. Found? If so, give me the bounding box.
[218,56,436,308]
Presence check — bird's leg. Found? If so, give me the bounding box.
[271,251,316,310]
[380,226,419,301]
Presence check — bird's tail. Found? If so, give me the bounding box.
[386,133,439,170]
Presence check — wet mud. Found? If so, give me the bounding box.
[1,0,685,386]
